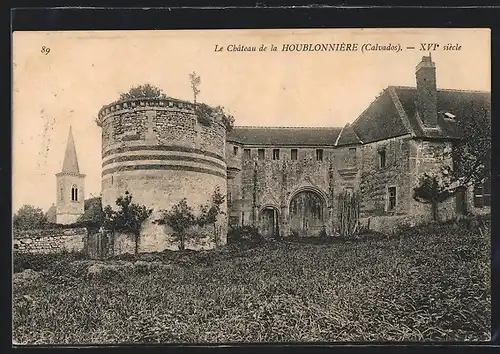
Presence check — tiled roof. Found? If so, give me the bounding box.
[351,89,409,144]
[393,86,491,140]
[227,126,342,146]
[336,123,363,146]
[351,86,491,143]
[227,86,490,146]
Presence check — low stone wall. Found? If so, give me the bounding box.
[360,215,426,234]
[13,228,87,254]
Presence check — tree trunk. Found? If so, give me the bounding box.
[431,200,438,222]
[134,232,139,255]
[180,234,185,251]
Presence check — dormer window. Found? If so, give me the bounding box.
[439,111,456,120]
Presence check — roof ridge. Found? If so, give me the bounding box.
[387,86,416,137]
[390,85,490,94]
[437,88,491,94]
[334,125,345,147]
[233,125,342,129]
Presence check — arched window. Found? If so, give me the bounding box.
[71,185,78,201]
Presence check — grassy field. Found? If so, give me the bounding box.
[12,218,491,344]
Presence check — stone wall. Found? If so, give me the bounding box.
[358,135,459,233]
[13,228,86,254]
[359,135,413,218]
[98,98,228,252]
[229,145,362,236]
[409,139,456,223]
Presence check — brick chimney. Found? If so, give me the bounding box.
[415,54,438,128]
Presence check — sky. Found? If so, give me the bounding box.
[12,28,491,213]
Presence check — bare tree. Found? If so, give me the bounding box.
[189,71,201,104]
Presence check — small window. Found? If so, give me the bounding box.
[71,185,78,202]
[228,192,232,204]
[233,146,238,155]
[388,187,396,210]
[316,149,324,161]
[241,212,245,226]
[474,177,491,207]
[273,149,280,160]
[348,147,357,164]
[244,149,251,159]
[378,150,386,168]
[258,149,265,160]
[60,187,64,201]
[291,149,298,160]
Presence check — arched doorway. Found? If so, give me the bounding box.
[289,189,325,237]
[259,206,280,239]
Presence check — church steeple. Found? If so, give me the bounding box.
[55,126,85,225]
[61,126,80,174]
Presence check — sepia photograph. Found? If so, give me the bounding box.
[12,28,491,344]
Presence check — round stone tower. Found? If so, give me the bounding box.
[97,97,228,251]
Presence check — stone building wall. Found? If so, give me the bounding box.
[55,173,85,224]
[359,135,413,219]
[229,145,362,236]
[13,228,86,254]
[409,139,456,224]
[358,135,460,233]
[98,98,228,251]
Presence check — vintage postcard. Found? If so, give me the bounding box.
[12,28,491,344]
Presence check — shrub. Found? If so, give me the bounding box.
[158,198,197,251]
[227,226,265,247]
[13,251,86,273]
[103,192,153,254]
[119,84,167,101]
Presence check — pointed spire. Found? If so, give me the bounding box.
[61,126,80,173]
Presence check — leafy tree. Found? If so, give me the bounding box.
[102,192,153,254]
[195,103,235,132]
[77,197,104,228]
[119,84,167,101]
[161,198,196,251]
[413,169,456,222]
[13,205,47,230]
[197,187,226,245]
[451,103,491,189]
[413,102,491,220]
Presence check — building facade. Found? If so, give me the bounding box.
[96,55,490,249]
[226,55,491,236]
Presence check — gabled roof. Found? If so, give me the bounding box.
[350,89,409,144]
[335,123,363,146]
[61,126,80,174]
[227,126,343,146]
[393,86,491,140]
[351,86,491,144]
